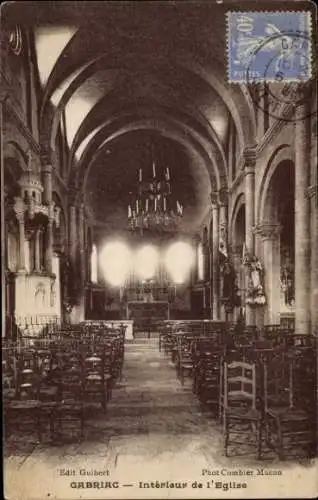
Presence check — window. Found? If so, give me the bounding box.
[197,243,204,281]
[91,244,98,283]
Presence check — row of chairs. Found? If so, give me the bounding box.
[3,323,126,444]
[161,323,316,461]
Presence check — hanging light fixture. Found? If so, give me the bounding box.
[127,145,183,235]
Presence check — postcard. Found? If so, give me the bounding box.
[1,0,317,499]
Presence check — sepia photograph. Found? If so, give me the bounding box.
[1,1,317,498]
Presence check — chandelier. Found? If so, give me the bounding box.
[128,161,183,235]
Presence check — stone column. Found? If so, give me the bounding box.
[78,204,85,280]
[1,101,5,336]
[219,189,228,321]
[294,106,311,335]
[309,185,318,336]
[211,192,220,320]
[255,223,281,326]
[35,229,41,271]
[45,219,53,274]
[42,164,52,204]
[77,203,85,321]
[243,147,256,326]
[17,213,26,271]
[69,205,77,264]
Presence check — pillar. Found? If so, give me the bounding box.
[294,105,311,335]
[42,164,52,204]
[243,147,256,326]
[77,203,85,321]
[211,192,220,320]
[35,229,41,271]
[1,100,5,335]
[256,223,281,326]
[78,204,85,278]
[17,213,26,271]
[69,205,77,263]
[219,189,228,320]
[45,220,53,274]
[309,185,318,336]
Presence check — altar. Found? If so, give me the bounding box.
[83,320,134,339]
[126,301,169,333]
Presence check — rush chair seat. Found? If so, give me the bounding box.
[223,360,263,459]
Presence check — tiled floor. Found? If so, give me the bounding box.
[4,337,316,499]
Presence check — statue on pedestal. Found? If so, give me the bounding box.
[244,254,266,306]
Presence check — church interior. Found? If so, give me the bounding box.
[2,2,317,496]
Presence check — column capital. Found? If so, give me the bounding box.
[253,222,282,240]
[42,164,53,175]
[210,191,219,208]
[218,187,228,206]
[243,146,257,174]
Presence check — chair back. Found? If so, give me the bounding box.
[263,352,293,411]
[223,361,257,410]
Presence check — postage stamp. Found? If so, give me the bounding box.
[227,11,313,83]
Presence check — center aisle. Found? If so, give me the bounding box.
[102,336,220,448]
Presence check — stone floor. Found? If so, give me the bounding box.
[4,336,317,499]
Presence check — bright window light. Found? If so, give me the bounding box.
[134,245,159,280]
[198,243,204,281]
[99,241,131,286]
[91,244,98,283]
[165,241,195,284]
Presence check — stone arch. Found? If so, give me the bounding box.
[258,145,293,224]
[230,193,245,249]
[77,118,221,196]
[4,140,28,172]
[41,45,256,158]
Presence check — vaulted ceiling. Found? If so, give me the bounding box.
[4,1,258,236]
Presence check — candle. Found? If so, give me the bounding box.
[146,199,149,212]
[154,198,157,211]
[139,169,142,182]
[136,200,139,214]
[163,197,166,210]
[153,161,156,178]
[128,205,132,218]
[166,167,170,181]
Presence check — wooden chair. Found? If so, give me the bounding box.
[223,360,262,459]
[264,349,315,460]
[5,350,42,442]
[176,335,194,386]
[53,352,84,443]
[197,350,223,415]
[83,352,107,412]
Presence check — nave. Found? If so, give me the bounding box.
[4,326,316,500]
